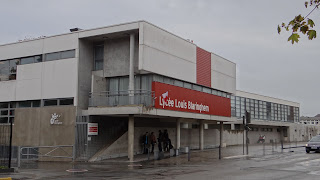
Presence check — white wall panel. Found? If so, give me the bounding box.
[0,81,16,102]
[211,53,236,78]
[141,45,196,83]
[141,22,196,64]
[211,70,236,94]
[43,33,78,54]
[17,63,42,80]
[15,79,42,101]
[0,40,43,61]
[42,59,77,99]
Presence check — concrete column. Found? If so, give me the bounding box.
[128,115,134,162]
[176,118,181,150]
[219,121,224,159]
[129,33,135,104]
[199,120,204,150]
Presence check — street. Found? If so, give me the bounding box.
[1,143,320,180]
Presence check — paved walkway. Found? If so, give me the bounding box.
[0,142,308,180]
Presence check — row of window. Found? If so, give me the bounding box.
[153,74,231,98]
[107,74,231,99]
[231,95,300,122]
[0,50,75,81]
[0,98,74,124]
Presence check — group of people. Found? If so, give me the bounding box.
[142,130,173,154]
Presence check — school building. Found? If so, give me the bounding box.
[0,21,316,162]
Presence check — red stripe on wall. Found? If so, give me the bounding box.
[196,47,211,87]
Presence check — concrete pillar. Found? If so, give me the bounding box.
[219,121,224,159]
[128,115,134,162]
[176,118,181,150]
[199,120,204,150]
[129,33,135,104]
[220,122,224,147]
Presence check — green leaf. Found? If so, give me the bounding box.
[307,30,317,40]
[277,25,281,34]
[292,24,300,32]
[300,25,309,34]
[288,33,300,44]
[308,19,315,28]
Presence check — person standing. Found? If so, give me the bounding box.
[150,132,156,153]
[143,132,149,154]
[158,130,163,152]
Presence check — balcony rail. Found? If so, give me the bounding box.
[89,90,154,107]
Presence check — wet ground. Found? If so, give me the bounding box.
[1,142,320,179]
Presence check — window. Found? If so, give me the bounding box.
[19,101,32,108]
[45,50,75,61]
[61,50,75,59]
[0,60,10,81]
[45,52,60,61]
[59,98,74,105]
[21,55,42,65]
[94,45,104,70]
[44,99,58,106]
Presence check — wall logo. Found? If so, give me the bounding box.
[159,90,210,113]
[50,113,62,125]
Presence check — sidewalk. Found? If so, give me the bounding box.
[0,142,307,180]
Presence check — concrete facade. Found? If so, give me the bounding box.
[0,21,307,162]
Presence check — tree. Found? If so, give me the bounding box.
[278,0,320,44]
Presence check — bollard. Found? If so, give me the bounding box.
[275,139,277,150]
[147,148,150,160]
[281,140,283,152]
[17,146,21,168]
[272,141,274,153]
[219,145,221,160]
[188,147,190,161]
[295,139,297,147]
[263,143,265,156]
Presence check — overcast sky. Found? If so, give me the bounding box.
[0,0,319,116]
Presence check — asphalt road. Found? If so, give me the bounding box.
[2,143,320,180]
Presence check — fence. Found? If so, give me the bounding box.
[0,124,12,169]
[89,90,154,107]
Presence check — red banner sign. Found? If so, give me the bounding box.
[152,82,231,117]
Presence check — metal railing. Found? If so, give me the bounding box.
[89,90,154,107]
[17,145,74,167]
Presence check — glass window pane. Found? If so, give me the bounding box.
[0,117,8,123]
[59,98,73,105]
[184,82,192,89]
[19,101,32,108]
[95,60,103,71]
[0,102,8,109]
[109,78,119,92]
[44,100,57,106]
[35,55,42,63]
[32,100,41,107]
[0,60,10,81]
[174,80,183,87]
[9,59,20,74]
[45,52,60,61]
[192,85,202,91]
[61,50,75,59]
[141,75,152,91]
[163,77,174,85]
[94,46,104,60]
[1,110,8,116]
[94,46,104,70]
[21,57,34,65]
[119,77,129,91]
[203,87,211,94]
